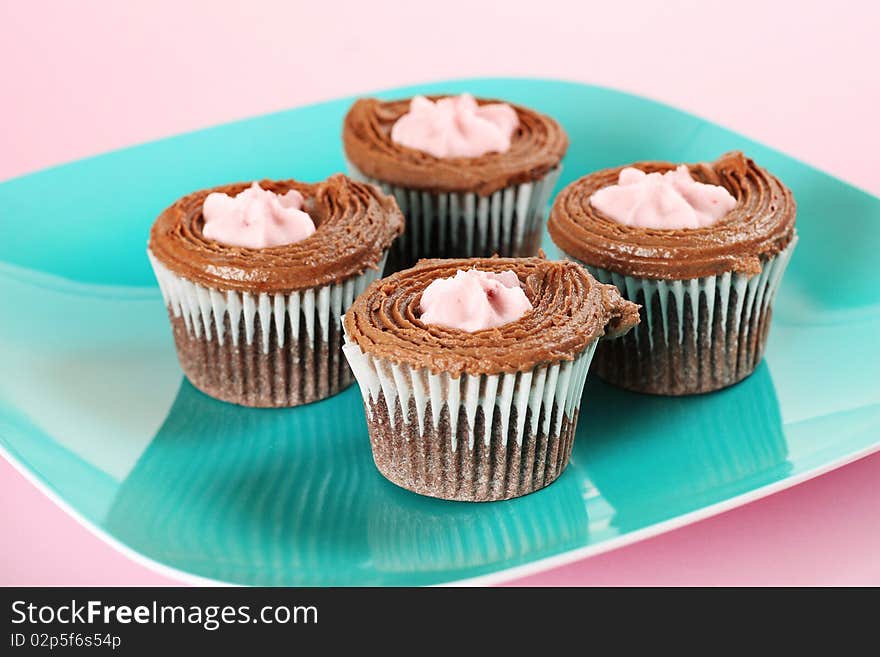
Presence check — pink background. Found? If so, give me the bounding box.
[1,0,879,585]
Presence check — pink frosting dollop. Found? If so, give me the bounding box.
[590,165,737,229]
[419,269,532,332]
[202,182,316,248]
[390,94,519,159]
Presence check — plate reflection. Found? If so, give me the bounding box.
[576,362,791,532]
[106,381,590,585]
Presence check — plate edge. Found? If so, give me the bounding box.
[3,439,880,587]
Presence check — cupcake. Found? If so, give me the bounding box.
[342,256,639,501]
[343,94,568,271]
[148,174,403,407]
[548,151,797,395]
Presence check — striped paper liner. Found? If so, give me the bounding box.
[342,334,597,501]
[575,238,796,395]
[347,162,561,271]
[148,250,387,407]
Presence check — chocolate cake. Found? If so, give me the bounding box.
[148,174,404,407]
[342,95,568,270]
[342,256,639,501]
[548,151,798,395]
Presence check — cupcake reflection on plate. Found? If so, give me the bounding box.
[367,466,588,575]
[105,379,371,585]
[580,362,790,532]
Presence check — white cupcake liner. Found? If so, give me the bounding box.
[346,161,561,268]
[148,250,387,349]
[342,332,597,501]
[342,338,595,451]
[148,250,387,406]
[572,238,797,394]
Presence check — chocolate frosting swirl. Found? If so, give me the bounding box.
[343,96,569,196]
[148,174,404,293]
[344,256,640,376]
[547,152,797,279]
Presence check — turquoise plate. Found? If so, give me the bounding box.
[2,78,879,586]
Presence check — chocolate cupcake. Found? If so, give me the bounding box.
[343,94,568,271]
[548,151,797,395]
[148,174,403,407]
[342,256,639,501]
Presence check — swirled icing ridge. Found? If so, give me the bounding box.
[149,174,404,293]
[548,152,797,280]
[343,256,640,376]
[343,95,568,196]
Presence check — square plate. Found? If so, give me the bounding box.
[2,78,878,585]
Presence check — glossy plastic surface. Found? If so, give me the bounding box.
[1,79,878,585]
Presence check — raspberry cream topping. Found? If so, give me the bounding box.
[343,257,640,376]
[344,95,567,196]
[390,94,519,159]
[149,175,404,293]
[548,152,797,279]
[590,165,737,230]
[202,182,316,248]
[419,269,533,332]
